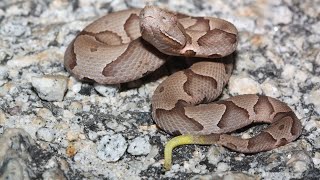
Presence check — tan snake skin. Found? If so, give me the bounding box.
[64,6,302,169]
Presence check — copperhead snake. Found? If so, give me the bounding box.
[64,6,302,170]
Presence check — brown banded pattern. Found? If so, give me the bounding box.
[64,6,302,170]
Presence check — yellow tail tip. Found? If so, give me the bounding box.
[163,135,203,171]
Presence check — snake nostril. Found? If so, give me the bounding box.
[278,124,285,130]
[159,86,164,93]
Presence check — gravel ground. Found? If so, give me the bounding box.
[0,0,319,179]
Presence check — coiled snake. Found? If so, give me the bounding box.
[64,6,302,170]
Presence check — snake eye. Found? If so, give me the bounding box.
[161,16,168,23]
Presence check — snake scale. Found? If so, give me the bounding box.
[64,6,302,170]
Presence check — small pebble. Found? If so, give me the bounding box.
[127,136,151,156]
[0,128,35,180]
[42,168,67,180]
[36,127,55,142]
[281,64,296,79]
[229,75,262,95]
[96,134,128,162]
[94,84,119,97]
[0,20,29,37]
[190,172,256,180]
[261,80,281,97]
[216,162,230,172]
[31,75,68,101]
[268,5,293,24]
[304,88,320,114]
[0,65,8,80]
[287,151,313,174]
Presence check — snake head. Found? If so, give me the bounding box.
[140,6,188,55]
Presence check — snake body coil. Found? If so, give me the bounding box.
[64,6,302,170]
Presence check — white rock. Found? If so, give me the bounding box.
[313,152,320,167]
[295,70,308,82]
[44,157,59,169]
[300,0,319,18]
[233,16,256,32]
[0,50,11,63]
[303,116,320,132]
[216,162,230,172]
[96,134,127,162]
[287,151,312,174]
[0,82,12,96]
[282,64,296,79]
[269,6,293,24]
[105,119,126,132]
[31,75,68,101]
[313,137,320,149]
[82,104,91,112]
[88,131,98,141]
[42,168,66,180]
[8,69,19,81]
[223,172,256,180]
[36,127,55,142]
[229,75,262,95]
[206,145,226,165]
[304,88,320,114]
[191,173,256,180]
[1,159,26,180]
[68,76,82,94]
[0,109,6,125]
[0,128,35,180]
[94,84,119,97]
[0,65,8,80]
[311,21,320,35]
[316,51,320,65]
[304,62,313,72]
[123,0,146,8]
[127,136,151,156]
[261,80,281,97]
[69,102,83,114]
[37,108,55,121]
[0,20,29,37]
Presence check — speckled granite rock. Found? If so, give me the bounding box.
[0,0,319,179]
